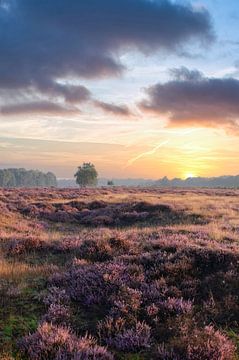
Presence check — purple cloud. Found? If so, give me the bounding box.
[0,0,213,112]
[140,67,239,131]
[94,101,132,116]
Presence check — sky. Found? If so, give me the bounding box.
[1,0,239,179]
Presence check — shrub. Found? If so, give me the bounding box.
[157,344,180,360]
[107,322,151,352]
[78,239,113,262]
[108,235,132,254]
[18,322,76,359]
[18,322,113,360]
[63,261,144,306]
[181,326,236,360]
[158,297,193,316]
[98,316,126,341]
[43,287,70,306]
[66,263,116,306]
[111,286,142,317]
[6,236,45,255]
[42,304,71,325]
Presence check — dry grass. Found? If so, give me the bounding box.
[0,257,56,282]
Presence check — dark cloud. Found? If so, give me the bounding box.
[0,101,78,116]
[36,83,92,104]
[169,66,203,81]
[0,0,213,108]
[140,67,239,131]
[94,101,132,116]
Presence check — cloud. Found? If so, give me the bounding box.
[0,101,78,116]
[140,67,239,132]
[169,67,203,81]
[36,83,92,104]
[0,0,213,110]
[94,101,132,117]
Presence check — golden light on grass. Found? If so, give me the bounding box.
[0,258,57,282]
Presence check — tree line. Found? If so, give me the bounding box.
[0,168,57,188]
[155,175,239,188]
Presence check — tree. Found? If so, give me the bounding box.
[46,172,57,187]
[74,163,98,188]
[2,169,16,187]
[0,168,57,188]
[107,180,114,186]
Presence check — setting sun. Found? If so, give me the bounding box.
[184,172,197,179]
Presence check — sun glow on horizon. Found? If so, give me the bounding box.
[183,172,197,179]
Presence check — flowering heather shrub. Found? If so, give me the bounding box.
[49,237,81,253]
[18,322,76,359]
[72,258,89,267]
[146,303,159,317]
[87,200,108,210]
[6,236,45,255]
[19,322,113,360]
[67,200,87,210]
[118,211,149,225]
[157,344,180,360]
[156,327,236,360]
[98,317,151,352]
[49,271,68,287]
[106,262,145,288]
[78,235,133,263]
[42,304,71,325]
[44,210,77,223]
[56,343,113,360]
[66,263,115,306]
[183,326,236,360]
[133,201,172,213]
[108,235,132,254]
[98,317,126,341]
[139,279,167,305]
[21,204,40,216]
[181,279,200,298]
[2,188,239,359]
[20,197,200,227]
[66,261,145,305]
[158,297,193,316]
[107,321,151,352]
[12,187,209,227]
[72,335,113,360]
[89,215,115,226]
[112,286,142,317]
[78,239,113,262]
[43,286,70,306]
[76,210,115,226]
[48,261,146,315]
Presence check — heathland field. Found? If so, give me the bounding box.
[0,187,239,359]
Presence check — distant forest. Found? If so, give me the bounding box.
[0,168,57,188]
[59,175,239,188]
[1,168,239,188]
[155,175,239,188]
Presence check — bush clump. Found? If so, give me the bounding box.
[19,322,113,360]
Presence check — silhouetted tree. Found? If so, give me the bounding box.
[107,180,114,186]
[74,163,98,188]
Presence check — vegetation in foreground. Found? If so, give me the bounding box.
[0,187,238,359]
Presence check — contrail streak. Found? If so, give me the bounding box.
[124,140,170,168]
[124,129,198,168]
